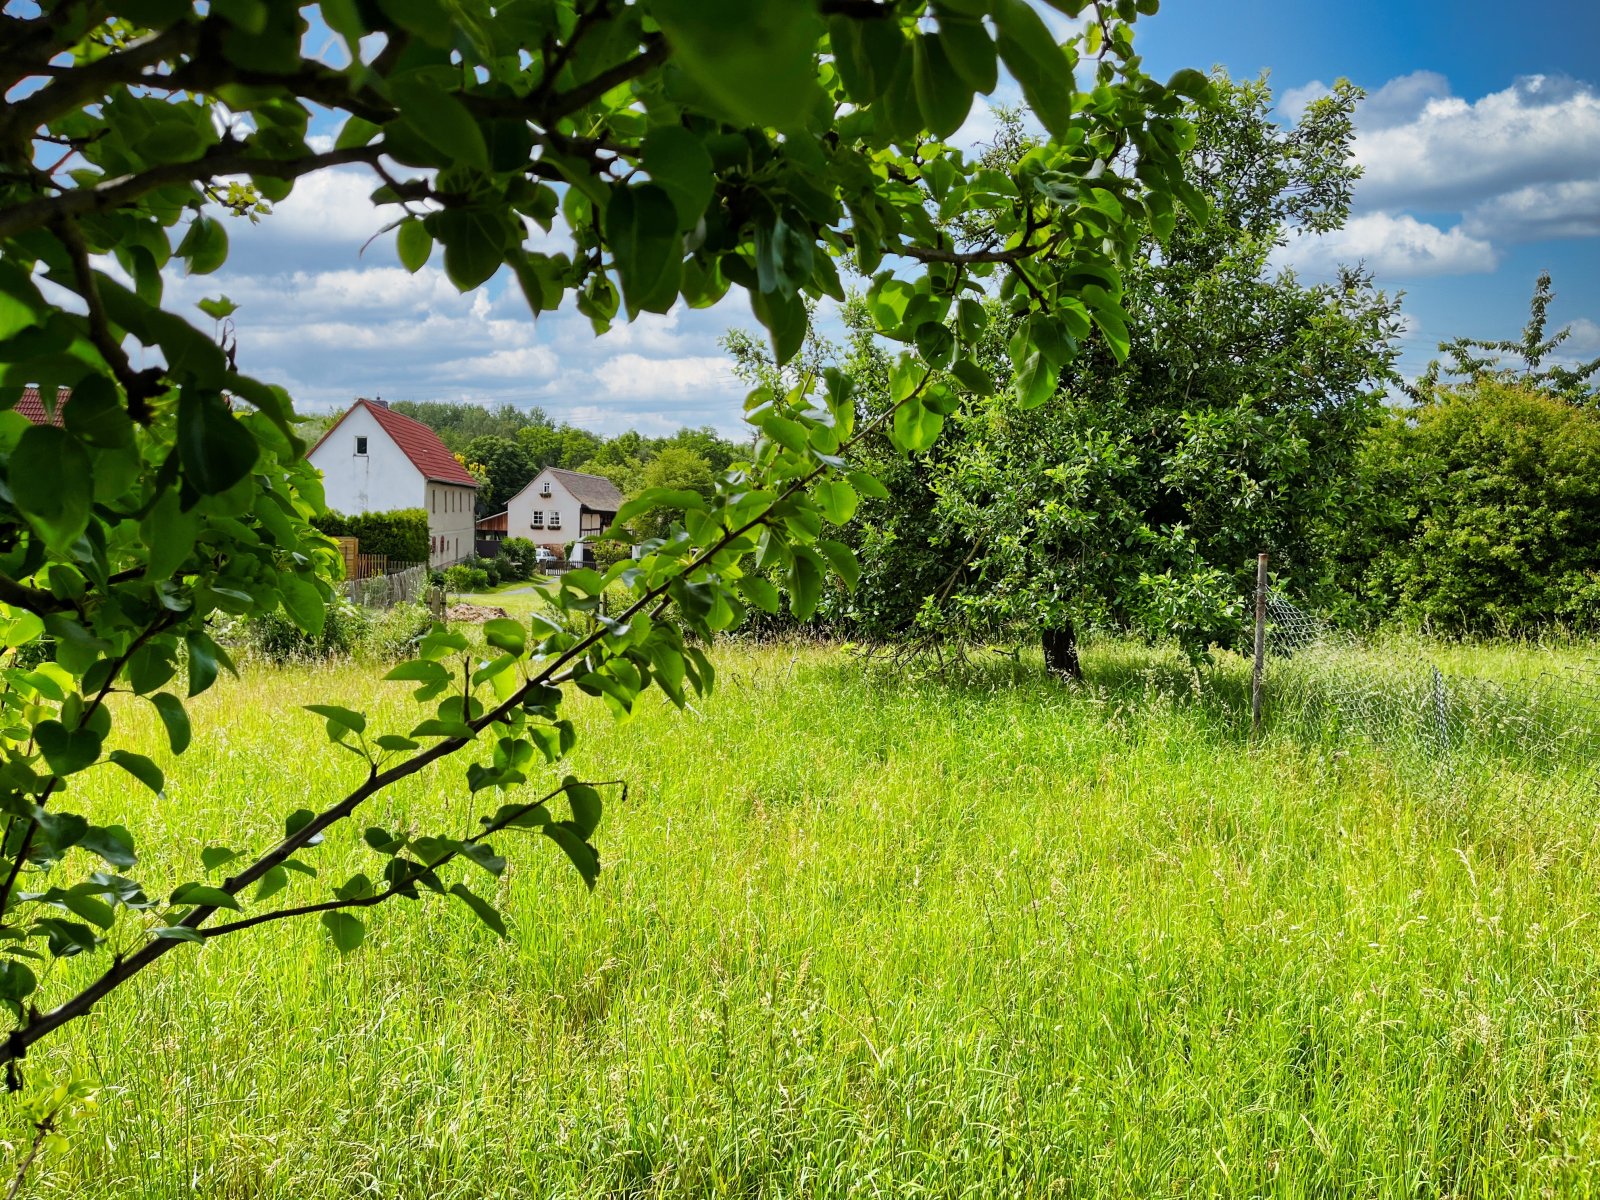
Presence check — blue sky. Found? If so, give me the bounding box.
[176,1,1600,434]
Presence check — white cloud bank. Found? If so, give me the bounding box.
[1276,72,1600,281]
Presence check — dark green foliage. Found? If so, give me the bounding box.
[1331,383,1600,633]
[312,510,429,564]
[460,436,534,515]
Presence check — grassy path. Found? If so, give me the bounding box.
[8,642,1600,1197]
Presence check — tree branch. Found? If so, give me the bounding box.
[54,215,164,421]
[0,361,938,1069]
[543,34,668,120]
[0,143,383,241]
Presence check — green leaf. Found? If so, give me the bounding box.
[737,573,781,614]
[605,184,682,318]
[10,426,91,550]
[62,375,134,448]
[285,808,325,845]
[320,911,365,953]
[459,841,507,877]
[304,704,366,735]
[650,0,825,128]
[814,479,858,525]
[0,961,39,1004]
[384,660,450,684]
[482,618,526,656]
[1013,349,1056,408]
[432,206,512,291]
[149,693,191,754]
[79,824,136,868]
[196,295,238,321]
[641,126,716,229]
[152,926,203,943]
[541,822,599,889]
[254,864,289,902]
[396,218,432,273]
[952,357,996,396]
[449,881,507,938]
[914,321,955,369]
[818,538,861,590]
[564,780,603,838]
[279,574,326,636]
[109,750,164,794]
[388,80,488,171]
[912,34,974,139]
[169,882,241,911]
[34,719,103,776]
[175,216,228,275]
[200,845,238,872]
[993,0,1075,138]
[788,549,824,620]
[178,390,259,496]
[848,470,890,501]
[941,15,999,94]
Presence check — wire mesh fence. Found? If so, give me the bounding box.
[1255,592,1600,809]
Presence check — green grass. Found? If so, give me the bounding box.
[8,639,1600,1197]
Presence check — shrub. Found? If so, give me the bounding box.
[443,565,490,592]
[498,537,539,580]
[312,509,430,563]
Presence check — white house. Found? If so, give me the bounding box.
[504,467,624,560]
[308,398,479,568]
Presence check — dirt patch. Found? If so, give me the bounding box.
[445,603,510,623]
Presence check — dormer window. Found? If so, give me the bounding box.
[355,436,368,455]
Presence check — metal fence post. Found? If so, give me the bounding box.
[1251,553,1269,740]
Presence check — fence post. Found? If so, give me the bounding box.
[1251,553,1269,740]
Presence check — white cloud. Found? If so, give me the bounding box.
[1276,212,1497,278]
[1354,74,1600,213]
[1566,318,1600,354]
[1463,179,1600,242]
[592,353,736,397]
[1278,80,1329,124]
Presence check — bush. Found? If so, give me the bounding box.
[498,537,539,580]
[1333,381,1600,632]
[312,509,430,563]
[443,565,490,592]
[231,602,432,664]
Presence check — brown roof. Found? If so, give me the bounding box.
[476,511,508,533]
[311,398,479,487]
[546,468,623,511]
[14,386,68,426]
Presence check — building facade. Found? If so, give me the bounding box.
[307,398,479,568]
[503,467,624,560]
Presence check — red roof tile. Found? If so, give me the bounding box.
[311,398,479,487]
[13,386,69,427]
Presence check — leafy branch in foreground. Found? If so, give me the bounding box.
[0,0,1208,1096]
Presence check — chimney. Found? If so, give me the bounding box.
[368,395,388,408]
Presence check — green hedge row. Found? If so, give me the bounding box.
[312,509,430,562]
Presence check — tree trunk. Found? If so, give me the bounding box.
[1042,621,1082,681]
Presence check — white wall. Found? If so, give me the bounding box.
[505,469,582,552]
[308,406,422,515]
[426,482,477,567]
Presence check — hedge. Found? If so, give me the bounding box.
[312,508,430,562]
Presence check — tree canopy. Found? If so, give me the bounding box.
[0,0,1204,1089]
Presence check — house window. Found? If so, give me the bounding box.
[580,511,606,538]
[548,511,561,530]
[431,489,437,513]
[540,481,551,496]
[355,436,368,455]
[530,511,544,529]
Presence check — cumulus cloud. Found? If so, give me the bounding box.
[1566,318,1600,354]
[1354,74,1600,212]
[1463,179,1600,242]
[1275,213,1497,278]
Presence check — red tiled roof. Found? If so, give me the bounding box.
[311,398,479,487]
[14,386,69,427]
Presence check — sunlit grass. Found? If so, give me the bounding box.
[6,638,1600,1197]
